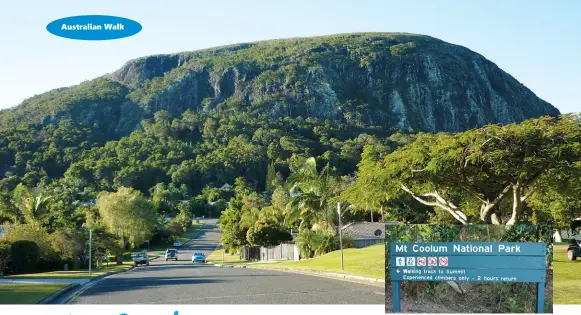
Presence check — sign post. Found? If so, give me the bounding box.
[389,242,546,313]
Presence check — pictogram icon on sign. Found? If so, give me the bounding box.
[417,257,426,267]
[396,257,405,266]
[439,256,448,267]
[428,257,437,266]
[406,257,416,266]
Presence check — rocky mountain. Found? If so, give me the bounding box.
[0,33,559,136]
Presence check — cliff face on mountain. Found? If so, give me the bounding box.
[0,33,559,136]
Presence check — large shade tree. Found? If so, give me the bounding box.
[97,187,158,263]
[346,115,581,225]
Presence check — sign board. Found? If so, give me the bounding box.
[389,242,547,313]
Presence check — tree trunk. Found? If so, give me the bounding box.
[116,236,129,265]
[491,212,502,225]
[506,184,523,225]
[116,252,123,265]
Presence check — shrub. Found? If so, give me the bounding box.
[3,223,56,262]
[296,230,316,258]
[0,241,11,276]
[10,240,40,273]
[296,230,349,258]
[390,42,417,56]
[338,234,355,249]
[311,231,335,256]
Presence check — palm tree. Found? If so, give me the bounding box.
[284,157,339,231]
[11,184,52,225]
[0,190,20,223]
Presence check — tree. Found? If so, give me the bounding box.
[265,162,277,191]
[284,157,340,231]
[348,115,581,225]
[246,217,292,247]
[97,187,158,264]
[3,184,53,225]
[50,229,85,267]
[218,204,246,253]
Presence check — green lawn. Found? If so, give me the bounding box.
[208,244,385,279]
[554,243,581,304]
[0,283,70,304]
[206,250,244,265]
[6,263,132,279]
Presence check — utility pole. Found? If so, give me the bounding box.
[337,202,344,270]
[89,229,92,274]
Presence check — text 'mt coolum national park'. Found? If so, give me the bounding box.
[46,15,142,40]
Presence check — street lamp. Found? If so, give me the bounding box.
[88,228,92,274]
[337,202,344,271]
[82,224,93,274]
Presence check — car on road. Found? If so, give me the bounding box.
[132,252,150,267]
[192,252,206,263]
[165,248,179,261]
[173,241,183,248]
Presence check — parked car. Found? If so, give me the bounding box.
[165,248,179,261]
[192,252,206,263]
[173,241,183,248]
[132,252,150,267]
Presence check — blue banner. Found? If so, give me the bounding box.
[46,15,142,40]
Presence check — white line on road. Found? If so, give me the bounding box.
[159,288,380,304]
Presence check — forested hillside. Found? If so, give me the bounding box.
[0,33,576,278]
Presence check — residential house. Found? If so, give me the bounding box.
[342,221,400,248]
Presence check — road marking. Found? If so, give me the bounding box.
[160,288,380,304]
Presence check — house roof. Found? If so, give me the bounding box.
[342,222,399,239]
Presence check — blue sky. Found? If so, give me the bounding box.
[0,0,579,113]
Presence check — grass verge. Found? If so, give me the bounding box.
[207,244,385,279]
[0,283,70,304]
[554,243,580,304]
[6,263,132,279]
[206,250,245,265]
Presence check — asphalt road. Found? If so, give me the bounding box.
[65,220,384,304]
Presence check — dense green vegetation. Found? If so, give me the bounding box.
[0,110,578,275]
[0,106,402,273]
[0,33,575,276]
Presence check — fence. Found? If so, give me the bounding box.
[353,238,384,248]
[242,243,298,261]
[241,246,261,261]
